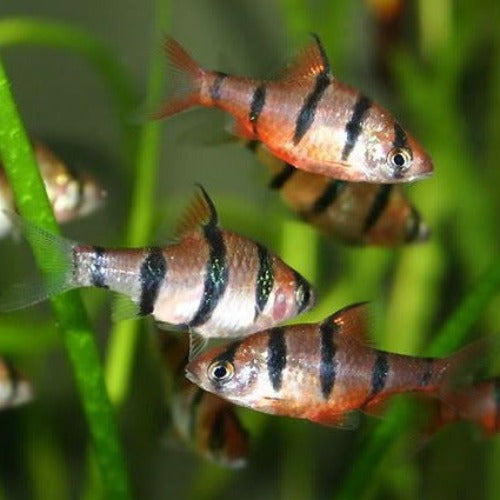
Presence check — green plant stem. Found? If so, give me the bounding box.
[334,258,500,500]
[0,57,130,499]
[104,0,170,406]
[0,17,138,163]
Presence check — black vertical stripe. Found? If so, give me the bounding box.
[90,246,108,288]
[214,340,241,365]
[370,352,389,397]
[393,122,408,148]
[267,328,287,391]
[138,247,167,316]
[363,185,393,233]
[269,164,296,190]
[341,95,372,161]
[254,243,274,320]
[420,358,435,387]
[188,222,229,328]
[293,71,331,145]
[319,319,338,399]
[311,180,347,214]
[209,71,227,102]
[392,122,411,179]
[4,360,19,405]
[249,85,267,135]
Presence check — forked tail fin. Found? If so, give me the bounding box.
[0,211,77,312]
[152,37,205,120]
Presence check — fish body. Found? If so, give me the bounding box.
[186,304,474,426]
[0,358,33,409]
[0,141,106,238]
[170,382,249,468]
[433,377,500,435]
[247,140,429,245]
[155,35,433,184]
[0,187,314,339]
[159,335,249,467]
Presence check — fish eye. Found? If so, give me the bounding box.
[387,147,412,176]
[295,282,312,313]
[208,360,234,383]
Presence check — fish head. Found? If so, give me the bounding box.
[46,170,107,223]
[186,337,268,409]
[254,260,316,331]
[354,106,434,183]
[34,142,107,223]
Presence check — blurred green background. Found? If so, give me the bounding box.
[0,0,498,499]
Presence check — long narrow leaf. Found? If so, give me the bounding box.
[0,56,131,500]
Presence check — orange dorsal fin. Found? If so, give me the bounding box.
[321,302,370,342]
[280,33,332,83]
[174,185,219,239]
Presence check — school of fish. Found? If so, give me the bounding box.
[0,28,494,471]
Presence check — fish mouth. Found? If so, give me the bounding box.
[184,367,199,385]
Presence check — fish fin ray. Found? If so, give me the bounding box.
[174,185,219,239]
[322,302,371,342]
[311,411,361,430]
[188,332,208,361]
[178,118,237,147]
[225,117,257,140]
[0,211,75,312]
[279,33,332,84]
[437,338,497,403]
[151,37,204,120]
[111,293,141,322]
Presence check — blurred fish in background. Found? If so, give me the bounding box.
[0,357,33,410]
[158,334,249,468]
[0,141,106,238]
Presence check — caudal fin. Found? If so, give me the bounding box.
[0,211,76,311]
[152,37,205,120]
[436,338,494,405]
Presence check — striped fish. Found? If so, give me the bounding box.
[431,376,500,435]
[186,303,481,427]
[0,141,106,238]
[154,35,433,184]
[0,358,33,410]
[246,140,429,245]
[0,186,315,340]
[159,334,249,468]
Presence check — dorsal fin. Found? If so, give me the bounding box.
[280,33,332,83]
[174,185,219,239]
[321,302,370,342]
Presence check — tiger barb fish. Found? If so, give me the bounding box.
[0,141,106,238]
[154,35,433,184]
[0,186,314,340]
[186,303,481,427]
[246,140,429,245]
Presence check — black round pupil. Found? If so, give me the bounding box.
[393,153,405,167]
[213,365,227,379]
